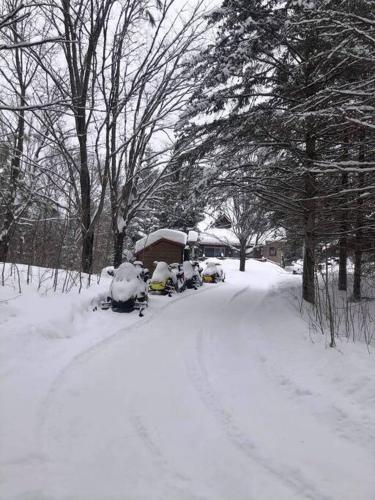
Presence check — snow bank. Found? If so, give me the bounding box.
[135,229,187,253]
[0,264,109,339]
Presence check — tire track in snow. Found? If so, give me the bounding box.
[228,285,250,303]
[37,284,216,455]
[129,413,207,500]
[186,329,332,500]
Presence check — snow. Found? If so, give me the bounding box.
[1,260,375,499]
[187,230,199,243]
[117,216,126,233]
[202,259,224,277]
[182,260,195,280]
[199,227,239,246]
[135,229,187,253]
[150,261,173,283]
[109,262,145,302]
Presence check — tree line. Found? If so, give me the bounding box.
[0,0,205,273]
[180,0,375,305]
[1,0,375,312]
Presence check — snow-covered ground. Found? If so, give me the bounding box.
[1,260,375,500]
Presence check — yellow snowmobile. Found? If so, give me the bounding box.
[202,260,225,283]
[149,262,178,295]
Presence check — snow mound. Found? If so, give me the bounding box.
[0,263,110,339]
[135,229,187,253]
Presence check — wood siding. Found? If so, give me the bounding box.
[135,239,184,272]
[262,241,284,265]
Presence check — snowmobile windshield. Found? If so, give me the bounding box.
[151,262,172,282]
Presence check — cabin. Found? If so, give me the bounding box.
[261,239,286,266]
[197,229,239,258]
[134,229,187,272]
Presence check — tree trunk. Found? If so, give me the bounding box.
[0,236,10,263]
[303,223,315,304]
[352,242,362,302]
[338,139,349,291]
[113,231,125,268]
[302,134,316,304]
[338,233,348,291]
[239,239,246,272]
[338,186,349,292]
[81,231,94,274]
[352,134,365,302]
[0,89,25,263]
[78,120,93,274]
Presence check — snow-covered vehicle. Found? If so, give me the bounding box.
[292,259,303,274]
[183,260,203,289]
[149,261,178,295]
[191,261,203,276]
[169,263,185,292]
[105,262,148,313]
[133,260,151,282]
[202,260,225,283]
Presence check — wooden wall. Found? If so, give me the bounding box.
[262,241,284,265]
[136,239,184,272]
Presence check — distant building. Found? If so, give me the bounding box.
[194,228,240,258]
[135,227,287,268]
[261,239,286,266]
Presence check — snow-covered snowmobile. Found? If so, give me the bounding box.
[102,262,148,314]
[133,260,151,282]
[149,261,179,295]
[202,260,225,283]
[191,261,203,276]
[182,260,203,289]
[169,263,186,292]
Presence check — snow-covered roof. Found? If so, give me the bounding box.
[198,228,240,247]
[135,229,187,254]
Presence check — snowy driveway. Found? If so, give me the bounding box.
[1,260,375,500]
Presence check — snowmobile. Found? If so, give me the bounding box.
[149,261,179,295]
[133,260,151,282]
[101,262,148,315]
[182,260,203,289]
[191,261,203,276]
[169,262,186,292]
[202,260,225,283]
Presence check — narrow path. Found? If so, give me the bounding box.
[3,261,375,500]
